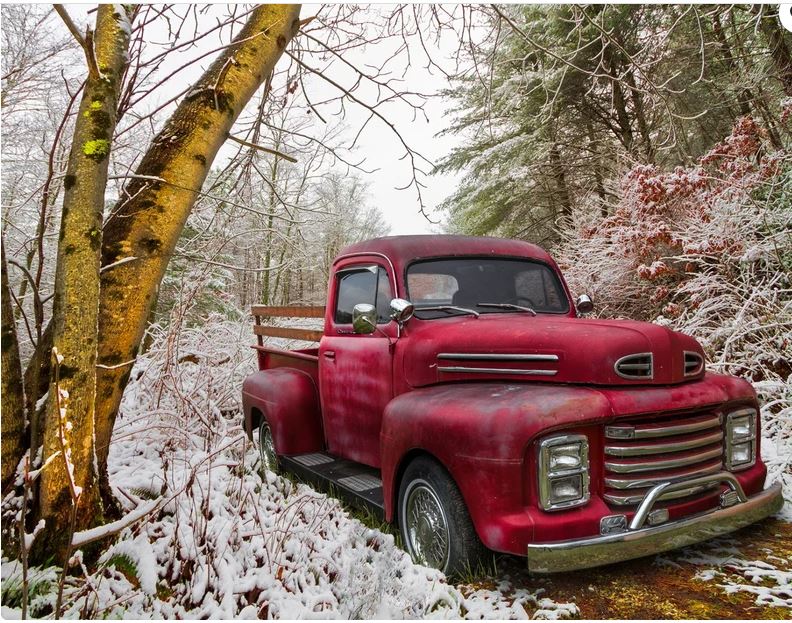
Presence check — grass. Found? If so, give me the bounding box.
[0,563,59,618]
[103,553,140,588]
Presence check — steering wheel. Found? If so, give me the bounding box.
[506,296,538,309]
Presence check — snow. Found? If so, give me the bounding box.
[0,318,577,619]
[71,499,160,548]
[101,535,158,595]
[680,541,792,609]
[113,5,132,37]
[23,519,45,552]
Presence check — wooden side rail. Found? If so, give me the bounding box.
[252,305,326,343]
[251,305,326,318]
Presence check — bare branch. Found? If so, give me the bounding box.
[227,134,298,163]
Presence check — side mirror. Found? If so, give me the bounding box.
[389,298,414,325]
[352,303,377,334]
[576,294,594,315]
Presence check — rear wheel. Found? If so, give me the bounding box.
[398,457,487,576]
[258,422,278,475]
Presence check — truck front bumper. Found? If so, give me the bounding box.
[526,474,784,573]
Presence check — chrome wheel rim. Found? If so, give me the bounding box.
[403,480,450,571]
[258,424,277,474]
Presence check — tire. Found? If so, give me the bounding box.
[258,421,279,475]
[398,456,488,576]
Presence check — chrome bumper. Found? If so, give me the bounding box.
[527,473,784,573]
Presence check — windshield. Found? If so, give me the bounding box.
[407,257,569,318]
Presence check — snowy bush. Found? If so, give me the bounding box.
[557,115,791,506]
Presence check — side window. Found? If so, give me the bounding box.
[334,265,392,325]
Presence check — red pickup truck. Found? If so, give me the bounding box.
[242,235,782,575]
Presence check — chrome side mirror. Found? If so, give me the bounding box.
[389,298,414,325]
[576,294,594,315]
[352,303,377,334]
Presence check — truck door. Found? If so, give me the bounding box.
[319,262,395,468]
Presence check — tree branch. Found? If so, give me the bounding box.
[53,4,100,79]
[227,134,298,163]
[53,4,86,48]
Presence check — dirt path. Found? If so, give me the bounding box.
[490,517,792,619]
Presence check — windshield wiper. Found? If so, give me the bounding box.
[477,302,537,316]
[416,305,480,318]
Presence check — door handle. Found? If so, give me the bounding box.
[323,350,335,359]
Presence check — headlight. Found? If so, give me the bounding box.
[725,408,757,471]
[538,434,590,511]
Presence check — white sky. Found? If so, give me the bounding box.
[61,4,466,236]
[313,16,464,236]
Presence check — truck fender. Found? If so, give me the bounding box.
[379,382,612,550]
[242,368,324,456]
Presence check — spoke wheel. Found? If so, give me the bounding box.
[258,422,278,474]
[398,457,488,577]
[404,479,450,571]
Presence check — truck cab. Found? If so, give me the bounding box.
[242,235,783,575]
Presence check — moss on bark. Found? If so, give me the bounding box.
[36,4,132,564]
[94,5,302,477]
[1,242,26,493]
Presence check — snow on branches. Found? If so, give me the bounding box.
[558,115,791,504]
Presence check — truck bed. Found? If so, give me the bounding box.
[254,344,319,387]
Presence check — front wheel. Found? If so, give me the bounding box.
[398,457,487,576]
[258,422,278,475]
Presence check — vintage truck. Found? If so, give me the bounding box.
[242,235,783,575]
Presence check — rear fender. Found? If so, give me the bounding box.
[242,369,324,455]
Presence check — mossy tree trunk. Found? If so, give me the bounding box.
[1,241,26,492]
[36,5,132,560]
[94,5,302,477]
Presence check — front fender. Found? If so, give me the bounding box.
[242,369,324,455]
[380,382,612,551]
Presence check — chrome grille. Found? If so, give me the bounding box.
[603,411,724,506]
[614,353,653,380]
[684,351,704,376]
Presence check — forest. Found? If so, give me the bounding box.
[0,3,790,619]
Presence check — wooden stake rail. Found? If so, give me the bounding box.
[252,305,325,343]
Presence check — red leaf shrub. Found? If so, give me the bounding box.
[556,116,790,488]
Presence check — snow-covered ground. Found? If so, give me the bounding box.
[0,319,578,619]
[1,316,789,619]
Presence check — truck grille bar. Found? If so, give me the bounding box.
[603,409,725,507]
[604,430,723,457]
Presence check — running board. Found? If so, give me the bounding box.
[280,452,385,518]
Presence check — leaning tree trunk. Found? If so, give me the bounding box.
[36,5,132,561]
[94,6,302,476]
[1,242,26,492]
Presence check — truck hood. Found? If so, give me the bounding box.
[402,314,705,387]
